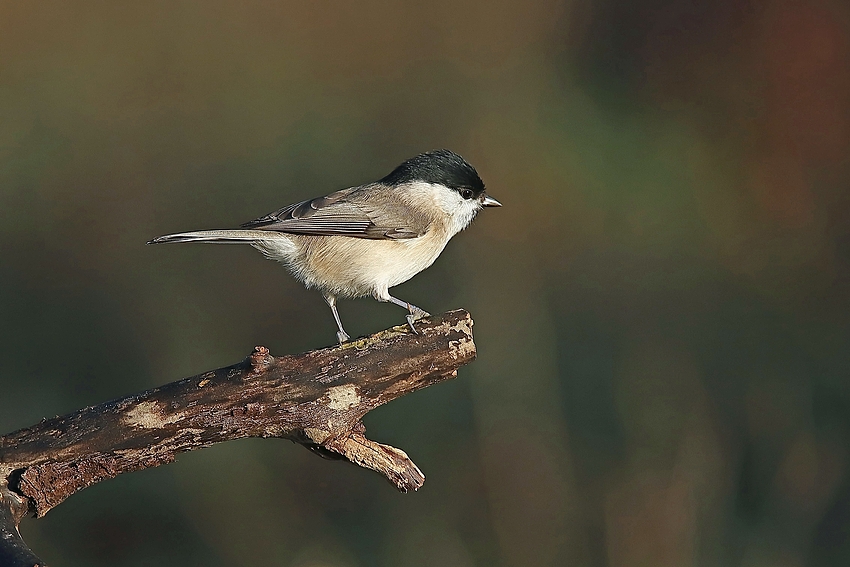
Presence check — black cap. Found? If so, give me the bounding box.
[380,149,486,197]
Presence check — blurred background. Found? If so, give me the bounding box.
[2,1,850,565]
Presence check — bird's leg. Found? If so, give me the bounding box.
[323,294,350,344]
[380,293,430,334]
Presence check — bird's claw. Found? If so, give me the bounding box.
[337,330,350,344]
[405,309,430,334]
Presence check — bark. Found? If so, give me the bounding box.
[0,310,475,566]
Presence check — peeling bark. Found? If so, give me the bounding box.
[0,310,475,566]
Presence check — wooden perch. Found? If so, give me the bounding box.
[0,310,475,566]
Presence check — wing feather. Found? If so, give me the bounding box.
[240,186,427,240]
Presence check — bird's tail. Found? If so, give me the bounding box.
[147,229,277,245]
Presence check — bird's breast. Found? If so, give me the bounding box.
[293,229,450,298]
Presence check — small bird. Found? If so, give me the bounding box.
[148,149,501,343]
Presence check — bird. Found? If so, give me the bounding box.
[148,149,501,343]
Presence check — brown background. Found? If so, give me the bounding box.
[2,1,850,565]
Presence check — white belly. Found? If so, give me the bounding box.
[255,231,449,299]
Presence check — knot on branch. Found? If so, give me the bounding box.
[247,345,275,375]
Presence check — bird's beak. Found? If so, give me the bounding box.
[481,194,502,207]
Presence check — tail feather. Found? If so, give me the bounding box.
[147,229,278,245]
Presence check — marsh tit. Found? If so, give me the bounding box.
[148,149,501,343]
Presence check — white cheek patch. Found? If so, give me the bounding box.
[404,181,462,213]
[405,182,481,236]
[452,200,480,232]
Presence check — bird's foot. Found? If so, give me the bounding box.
[337,330,350,344]
[412,307,431,319]
[405,308,430,334]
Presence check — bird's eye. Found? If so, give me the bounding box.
[460,189,474,199]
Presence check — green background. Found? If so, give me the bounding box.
[2,1,850,565]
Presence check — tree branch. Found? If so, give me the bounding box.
[0,310,475,566]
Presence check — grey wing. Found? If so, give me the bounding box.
[240,186,427,240]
